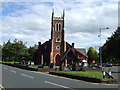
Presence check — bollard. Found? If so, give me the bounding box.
[108,68,112,79]
[103,71,106,79]
[102,68,106,79]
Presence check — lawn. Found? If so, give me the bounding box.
[28,65,49,69]
[57,71,103,79]
[28,65,39,68]
[2,61,19,64]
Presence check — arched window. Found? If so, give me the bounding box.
[56,24,59,31]
[56,23,61,31]
[59,24,61,31]
[55,54,60,66]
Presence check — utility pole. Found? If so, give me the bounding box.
[98,27,109,68]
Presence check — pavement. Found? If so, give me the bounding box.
[104,66,120,79]
[0,64,119,89]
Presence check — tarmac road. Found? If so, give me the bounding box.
[0,64,119,89]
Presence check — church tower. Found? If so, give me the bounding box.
[50,9,65,66]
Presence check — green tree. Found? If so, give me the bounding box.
[0,45,2,61]
[0,45,2,49]
[28,46,36,61]
[2,39,12,62]
[2,39,29,63]
[102,27,120,64]
[87,47,98,64]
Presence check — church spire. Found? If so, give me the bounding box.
[63,9,65,19]
[52,8,54,19]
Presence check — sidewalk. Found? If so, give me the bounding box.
[104,66,120,83]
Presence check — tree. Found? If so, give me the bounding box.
[27,46,36,61]
[0,45,2,49]
[87,47,98,64]
[2,39,29,63]
[0,45,2,61]
[102,27,120,64]
[2,39,12,62]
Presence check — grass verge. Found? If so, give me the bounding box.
[2,61,19,64]
[57,71,103,79]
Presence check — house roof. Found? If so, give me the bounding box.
[75,48,87,56]
[61,48,79,62]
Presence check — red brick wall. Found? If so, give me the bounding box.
[50,18,65,66]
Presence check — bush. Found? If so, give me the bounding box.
[38,65,44,68]
[49,63,54,68]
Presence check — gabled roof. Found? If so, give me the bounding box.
[35,39,51,49]
[75,48,87,55]
[61,46,88,62]
[74,49,88,58]
[61,48,79,62]
[66,42,88,58]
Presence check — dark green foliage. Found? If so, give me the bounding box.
[0,45,2,49]
[0,45,2,61]
[102,27,120,64]
[27,46,36,61]
[2,39,29,63]
[2,39,36,64]
[0,39,35,63]
[87,47,98,64]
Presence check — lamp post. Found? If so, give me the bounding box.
[98,27,109,68]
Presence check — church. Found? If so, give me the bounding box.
[34,9,88,68]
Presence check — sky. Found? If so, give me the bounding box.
[0,0,118,51]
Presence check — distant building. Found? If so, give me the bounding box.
[34,9,88,67]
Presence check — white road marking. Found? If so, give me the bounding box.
[21,73,34,79]
[34,71,113,86]
[10,70,16,73]
[44,81,69,88]
[3,67,8,70]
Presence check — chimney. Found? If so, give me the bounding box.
[72,43,74,48]
[38,42,41,46]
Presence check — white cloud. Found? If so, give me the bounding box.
[1,1,118,49]
[1,0,119,2]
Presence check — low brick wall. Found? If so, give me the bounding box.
[37,68,56,72]
[49,72,118,84]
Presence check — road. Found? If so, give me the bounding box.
[0,64,119,89]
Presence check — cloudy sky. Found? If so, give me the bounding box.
[1,0,118,50]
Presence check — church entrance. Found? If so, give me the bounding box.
[55,54,60,66]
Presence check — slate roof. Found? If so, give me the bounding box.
[75,48,87,56]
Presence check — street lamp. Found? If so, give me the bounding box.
[98,27,109,68]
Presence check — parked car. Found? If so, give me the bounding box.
[106,62,113,67]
